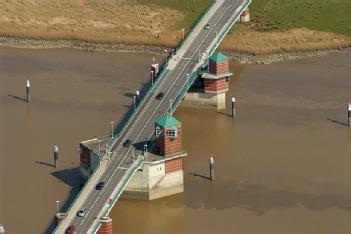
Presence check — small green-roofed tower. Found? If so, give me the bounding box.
[155,113,182,156]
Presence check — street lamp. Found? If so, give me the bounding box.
[186,73,190,90]
[182,28,185,41]
[151,70,154,86]
[98,139,101,153]
[164,49,168,64]
[169,99,172,113]
[133,96,136,110]
[110,121,114,139]
[56,200,60,213]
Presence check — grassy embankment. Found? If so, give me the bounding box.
[221,0,351,54]
[1,0,350,54]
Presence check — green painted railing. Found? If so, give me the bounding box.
[208,0,252,56]
[53,152,102,233]
[91,156,145,233]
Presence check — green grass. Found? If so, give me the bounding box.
[249,0,351,36]
[131,0,212,30]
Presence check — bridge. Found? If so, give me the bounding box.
[54,0,251,233]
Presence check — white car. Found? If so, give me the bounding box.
[204,23,210,30]
[77,208,86,217]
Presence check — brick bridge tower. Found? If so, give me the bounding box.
[200,51,233,109]
[155,113,182,156]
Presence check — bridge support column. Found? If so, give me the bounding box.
[98,217,113,234]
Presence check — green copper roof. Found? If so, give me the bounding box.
[155,114,181,128]
[209,51,228,63]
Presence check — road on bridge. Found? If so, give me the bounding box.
[54,0,248,233]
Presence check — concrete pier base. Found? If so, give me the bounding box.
[181,92,226,110]
[122,169,184,200]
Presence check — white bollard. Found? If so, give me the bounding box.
[26,80,31,102]
[231,97,236,118]
[348,102,351,127]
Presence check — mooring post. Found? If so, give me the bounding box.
[54,144,59,168]
[26,79,31,102]
[231,97,236,118]
[348,102,351,127]
[209,155,215,181]
[55,200,60,213]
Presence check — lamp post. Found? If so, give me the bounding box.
[169,99,172,114]
[186,73,190,90]
[98,139,101,153]
[151,70,154,86]
[133,96,136,110]
[164,49,168,64]
[110,121,114,139]
[182,28,185,41]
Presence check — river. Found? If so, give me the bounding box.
[0,47,350,234]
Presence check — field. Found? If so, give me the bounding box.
[247,0,351,37]
[0,0,350,54]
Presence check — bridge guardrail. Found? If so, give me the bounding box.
[108,0,218,150]
[91,156,145,233]
[208,0,252,56]
[53,152,106,233]
[170,0,252,113]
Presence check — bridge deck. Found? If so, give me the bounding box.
[54,0,251,233]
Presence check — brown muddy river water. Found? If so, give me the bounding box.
[1,47,351,234]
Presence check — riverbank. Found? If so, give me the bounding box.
[1,36,348,65]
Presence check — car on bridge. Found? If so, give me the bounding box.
[96,182,105,190]
[156,92,164,100]
[77,208,86,217]
[123,139,132,147]
[65,225,75,234]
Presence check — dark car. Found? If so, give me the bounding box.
[156,92,164,100]
[65,225,75,234]
[204,23,210,30]
[123,139,132,147]
[96,182,105,190]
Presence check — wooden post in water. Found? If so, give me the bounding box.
[231,97,236,118]
[26,80,31,102]
[348,102,351,127]
[54,144,59,168]
[209,155,215,181]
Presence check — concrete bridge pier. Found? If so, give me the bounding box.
[97,217,113,234]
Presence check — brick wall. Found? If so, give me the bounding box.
[97,218,113,234]
[209,60,229,75]
[80,143,91,168]
[165,157,183,173]
[155,126,182,156]
[204,78,229,93]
